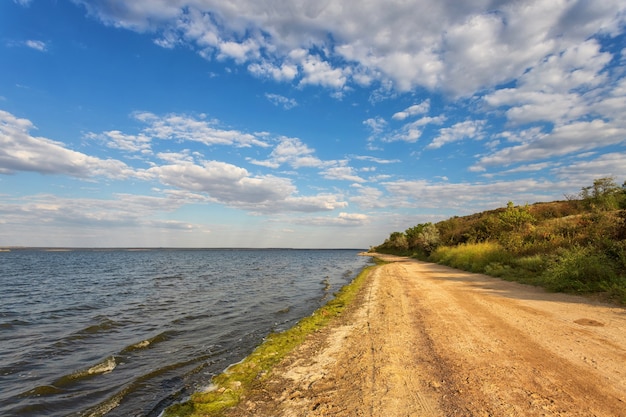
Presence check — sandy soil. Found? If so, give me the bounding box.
[226,255,626,416]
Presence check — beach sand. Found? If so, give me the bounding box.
[225,254,626,416]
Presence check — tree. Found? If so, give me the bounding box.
[387,231,409,250]
[498,201,536,231]
[416,223,441,254]
[580,177,622,210]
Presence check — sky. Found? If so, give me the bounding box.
[1,0,626,248]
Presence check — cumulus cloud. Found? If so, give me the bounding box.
[348,186,389,209]
[321,165,366,183]
[73,0,626,95]
[88,112,270,153]
[146,159,348,213]
[483,39,613,126]
[392,100,430,120]
[0,110,135,179]
[472,119,626,171]
[426,120,486,149]
[248,136,327,169]
[87,130,152,154]
[148,160,295,204]
[551,152,626,185]
[133,111,269,148]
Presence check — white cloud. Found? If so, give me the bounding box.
[352,155,400,164]
[25,40,47,51]
[382,178,571,211]
[299,54,348,89]
[248,136,327,169]
[146,159,348,213]
[483,39,613,126]
[392,100,430,120]
[0,192,215,246]
[552,152,626,185]
[74,0,626,95]
[295,211,370,227]
[387,115,447,143]
[132,112,269,148]
[87,130,152,154]
[426,120,486,149]
[217,38,260,63]
[349,186,389,209]
[148,160,295,204]
[265,93,298,109]
[0,110,135,179]
[248,61,299,82]
[363,117,387,135]
[472,119,626,170]
[321,165,366,183]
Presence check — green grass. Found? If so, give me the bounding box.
[429,242,513,273]
[164,261,379,417]
[428,242,626,304]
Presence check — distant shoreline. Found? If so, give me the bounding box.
[0,247,367,252]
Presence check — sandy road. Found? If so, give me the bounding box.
[227,255,626,416]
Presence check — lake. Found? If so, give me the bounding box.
[0,248,370,416]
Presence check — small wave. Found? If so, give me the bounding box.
[54,356,118,387]
[172,312,212,325]
[19,384,64,398]
[56,317,122,347]
[0,319,32,330]
[120,331,175,354]
[80,319,120,335]
[121,339,151,354]
[86,356,117,375]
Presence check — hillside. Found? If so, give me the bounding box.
[372,177,626,304]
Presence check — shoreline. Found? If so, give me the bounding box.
[163,257,379,417]
[167,254,626,416]
[219,255,626,416]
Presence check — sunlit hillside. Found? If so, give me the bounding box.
[373,178,626,303]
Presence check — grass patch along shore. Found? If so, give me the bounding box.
[163,259,382,417]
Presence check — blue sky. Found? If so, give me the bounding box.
[1,0,626,248]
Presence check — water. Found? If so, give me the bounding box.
[0,249,370,417]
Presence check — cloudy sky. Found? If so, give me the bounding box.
[1,0,626,248]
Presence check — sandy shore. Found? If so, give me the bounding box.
[224,254,626,416]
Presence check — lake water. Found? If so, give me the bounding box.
[0,249,370,416]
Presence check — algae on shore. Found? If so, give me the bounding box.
[164,260,382,417]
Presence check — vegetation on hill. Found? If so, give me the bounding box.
[372,177,626,304]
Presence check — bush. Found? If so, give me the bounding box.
[542,246,618,293]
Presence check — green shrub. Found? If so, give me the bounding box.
[542,246,618,293]
[512,254,544,271]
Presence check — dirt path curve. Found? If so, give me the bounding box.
[227,255,626,416]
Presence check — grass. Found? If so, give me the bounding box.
[429,242,513,273]
[164,260,381,417]
[427,242,626,304]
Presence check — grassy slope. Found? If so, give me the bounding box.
[375,199,626,304]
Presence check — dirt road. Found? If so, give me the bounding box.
[227,255,626,416]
